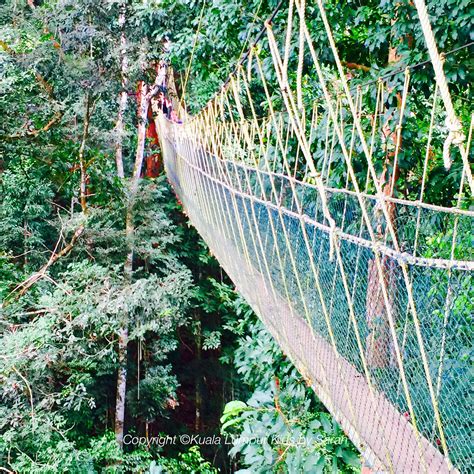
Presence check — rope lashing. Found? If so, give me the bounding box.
[413,0,469,179]
[443,116,465,169]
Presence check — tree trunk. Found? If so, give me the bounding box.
[113,10,131,443]
[131,81,149,193]
[195,314,202,432]
[115,326,129,448]
[114,55,166,445]
[114,80,149,448]
[366,257,397,368]
[366,163,400,368]
[114,2,127,179]
[115,90,127,179]
[113,16,131,445]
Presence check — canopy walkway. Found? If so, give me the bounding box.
[155,1,473,472]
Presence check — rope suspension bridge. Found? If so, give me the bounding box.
[154,1,472,471]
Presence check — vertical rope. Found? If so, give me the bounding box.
[179,1,206,112]
[412,0,462,163]
[296,0,305,115]
[282,0,295,81]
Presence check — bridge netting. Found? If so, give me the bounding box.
[154,0,472,471]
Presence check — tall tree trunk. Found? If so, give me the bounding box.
[115,91,127,179]
[130,81,149,196]
[114,50,166,445]
[79,94,91,214]
[366,154,400,368]
[113,8,131,443]
[115,2,127,179]
[195,313,202,432]
[115,81,150,448]
[114,326,128,448]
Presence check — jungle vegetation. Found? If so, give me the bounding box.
[0,0,471,472]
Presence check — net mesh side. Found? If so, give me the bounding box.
[157,118,472,472]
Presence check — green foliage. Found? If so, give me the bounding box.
[0,254,23,301]
[0,159,55,269]
[1,428,154,473]
[221,307,360,473]
[148,446,218,474]
[0,181,197,468]
[88,432,152,473]
[127,366,178,422]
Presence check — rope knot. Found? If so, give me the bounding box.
[443,117,465,170]
[372,240,382,256]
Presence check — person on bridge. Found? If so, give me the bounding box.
[170,110,182,124]
[157,88,173,118]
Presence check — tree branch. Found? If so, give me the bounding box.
[5,111,63,140]
[342,61,371,72]
[1,40,55,98]
[3,225,85,305]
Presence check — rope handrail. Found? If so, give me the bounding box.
[163,130,474,272]
[182,121,474,218]
[157,115,470,471]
